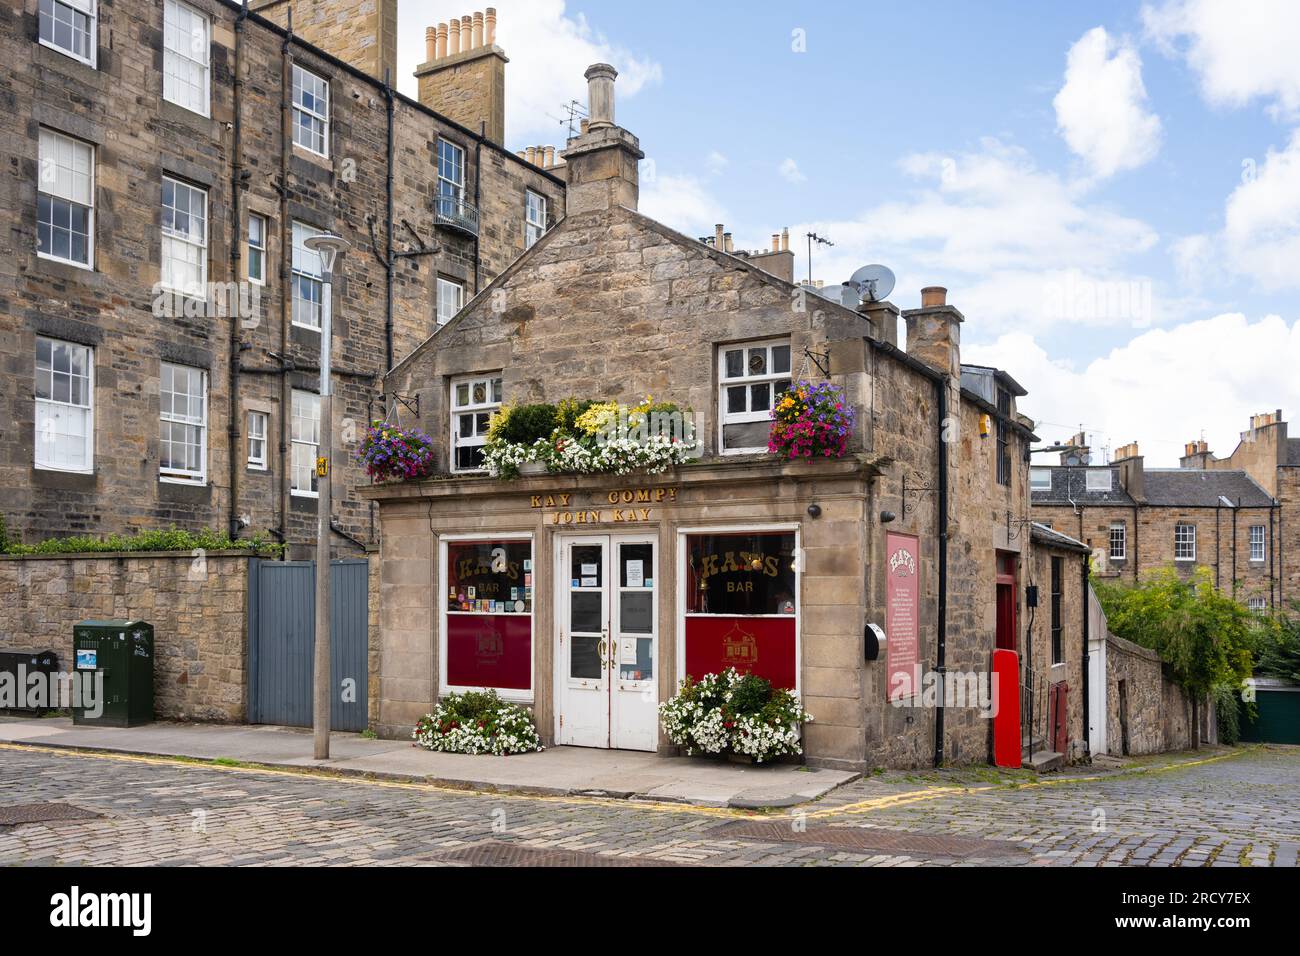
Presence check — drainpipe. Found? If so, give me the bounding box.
[276,11,294,548]
[1081,557,1090,755]
[227,1,250,540]
[1270,503,1277,609]
[1132,504,1140,583]
[1215,501,1221,590]
[1231,501,1238,599]
[383,68,395,372]
[474,131,484,294]
[933,377,949,768]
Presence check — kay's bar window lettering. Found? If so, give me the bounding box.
[685,532,797,616]
[161,177,207,296]
[719,340,792,453]
[159,362,206,482]
[163,0,210,116]
[447,540,532,614]
[37,129,94,267]
[40,0,96,65]
[35,337,93,473]
[292,63,330,157]
[451,374,501,472]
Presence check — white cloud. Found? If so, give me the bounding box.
[791,139,1169,334]
[638,171,729,237]
[1143,0,1300,119]
[396,0,663,145]
[1053,27,1162,178]
[779,158,806,184]
[964,313,1300,466]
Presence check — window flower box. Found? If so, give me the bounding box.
[659,668,812,764]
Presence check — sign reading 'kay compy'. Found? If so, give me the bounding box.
[528,487,678,525]
[885,532,921,701]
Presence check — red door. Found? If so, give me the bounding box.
[1051,682,1069,755]
[995,552,1017,651]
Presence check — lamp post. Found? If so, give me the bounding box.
[304,233,350,761]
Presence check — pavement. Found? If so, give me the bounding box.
[0,740,1295,866]
[0,717,856,809]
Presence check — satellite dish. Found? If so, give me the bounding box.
[814,283,860,308]
[849,264,896,303]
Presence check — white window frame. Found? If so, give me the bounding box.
[525,190,547,248]
[718,339,792,455]
[1030,468,1052,492]
[34,337,94,474]
[37,128,94,269]
[1247,597,1267,615]
[39,0,97,67]
[291,221,325,331]
[159,362,207,484]
[247,410,268,471]
[1174,523,1196,562]
[1249,525,1266,563]
[247,213,266,285]
[161,176,208,298]
[437,139,465,212]
[1085,470,1113,492]
[291,63,330,158]
[291,389,321,498]
[450,373,502,474]
[1109,522,1126,562]
[437,275,465,327]
[162,0,210,117]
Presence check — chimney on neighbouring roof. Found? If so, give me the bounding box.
[1113,442,1144,499]
[901,286,963,377]
[255,1,398,83]
[560,64,645,215]
[1179,438,1212,469]
[859,297,900,347]
[1060,430,1091,466]
[415,7,508,144]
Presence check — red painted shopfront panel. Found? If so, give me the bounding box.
[446,614,532,691]
[684,616,797,689]
[992,648,1021,768]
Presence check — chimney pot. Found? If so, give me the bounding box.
[526,146,538,165]
[781,227,789,252]
[921,286,947,307]
[425,27,436,62]
[543,145,556,168]
[448,17,460,54]
[585,63,619,128]
[772,233,780,253]
[486,8,497,45]
[472,11,484,48]
[436,22,448,59]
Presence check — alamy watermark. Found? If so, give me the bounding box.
[0,666,103,718]
[889,666,999,718]
[152,281,262,328]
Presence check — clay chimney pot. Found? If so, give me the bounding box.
[921,286,948,308]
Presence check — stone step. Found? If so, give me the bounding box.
[1022,750,1064,773]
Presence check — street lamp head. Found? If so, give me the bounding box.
[304,233,350,275]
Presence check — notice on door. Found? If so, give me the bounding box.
[885,532,920,701]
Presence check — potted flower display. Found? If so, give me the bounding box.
[357,421,436,483]
[412,690,543,756]
[658,668,812,763]
[768,381,854,460]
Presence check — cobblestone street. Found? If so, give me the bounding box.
[1,743,1296,866]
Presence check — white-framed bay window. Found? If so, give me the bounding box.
[291,63,330,157]
[34,337,94,473]
[291,389,321,497]
[525,190,547,248]
[1174,522,1197,562]
[1250,525,1266,563]
[247,410,268,470]
[159,362,207,483]
[291,221,324,330]
[161,176,207,296]
[437,276,464,327]
[39,0,96,66]
[451,374,502,472]
[37,128,94,268]
[718,339,791,454]
[162,0,210,116]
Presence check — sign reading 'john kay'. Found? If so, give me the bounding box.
[528,487,678,524]
[885,531,921,701]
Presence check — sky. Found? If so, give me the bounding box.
[395,1,1300,466]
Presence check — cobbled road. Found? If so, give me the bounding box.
[0,744,1296,866]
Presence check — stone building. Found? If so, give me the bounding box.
[362,64,1092,770]
[0,0,565,556]
[1032,436,1282,611]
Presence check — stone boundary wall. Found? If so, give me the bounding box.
[0,551,252,721]
[1104,630,1215,755]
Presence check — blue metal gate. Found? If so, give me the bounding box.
[247,559,369,732]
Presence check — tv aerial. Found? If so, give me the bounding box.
[848,264,896,303]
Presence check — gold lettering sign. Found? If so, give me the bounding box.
[550,509,653,525]
[527,487,676,526]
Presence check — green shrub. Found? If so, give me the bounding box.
[1258,605,1300,682]
[496,403,558,446]
[2,526,283,557]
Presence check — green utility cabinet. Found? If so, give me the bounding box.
[72,620,154,727]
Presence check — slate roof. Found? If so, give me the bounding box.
[1030,522,1091,554]
[1141,469,1275,507]
[1031,466,1135,506]
[1288,439,1300,466]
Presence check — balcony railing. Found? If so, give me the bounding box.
[435,193,479,239]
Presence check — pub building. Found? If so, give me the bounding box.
[361,64,1091,771]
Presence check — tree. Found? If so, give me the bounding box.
[1094,568,1254,748]
[1258,603,1300,683]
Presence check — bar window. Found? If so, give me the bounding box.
[39,0,96,66]
[444,538,533,695]
[682,530,798,690]
[450,374,501,472]
[37,129,94,267]
[719,340,791,453]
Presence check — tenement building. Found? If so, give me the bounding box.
[362,64,1092,770]
[1,0,565,556]
[1031,435,1282,611]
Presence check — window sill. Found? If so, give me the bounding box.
[247,464,268,472]
[37,252,94,272]
[35,464,94,476]
[291,491,319,499]
[291,321,322,334]
[38,38,97,70]
[160,475,206,486]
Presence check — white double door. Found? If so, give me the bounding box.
[556,534,658,751]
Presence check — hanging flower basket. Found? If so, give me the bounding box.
[357,421,436,483]
[768,381,854,460]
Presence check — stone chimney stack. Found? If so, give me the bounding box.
[860,299,900,347]
[255,0,397,82]
[1179,438,1212,469]
[561,64,645,216]
[901,286,963,378]
[1113,442,1145,500]
[414,7,508,144]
